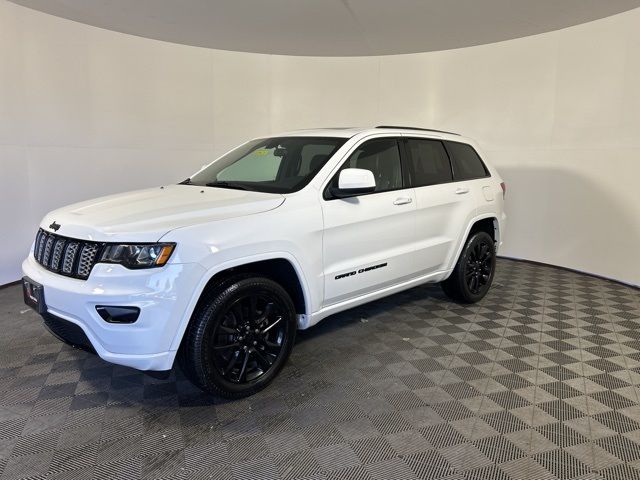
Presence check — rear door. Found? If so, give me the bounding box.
[321,137,417,306]
[404,137,478,273]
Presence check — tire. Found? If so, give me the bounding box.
[179,275,297,398]
[441,231,496,303]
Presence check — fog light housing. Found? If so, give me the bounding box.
[96,306,140,324]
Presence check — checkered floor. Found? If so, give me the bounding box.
[1,259,640,480]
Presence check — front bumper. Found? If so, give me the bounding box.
[42,311,96,353]
[22,255,206,371]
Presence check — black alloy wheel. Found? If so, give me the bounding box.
[211,293,286,384]
[441,230,496,303]
[179,275,296,398]
[464,239,494,295]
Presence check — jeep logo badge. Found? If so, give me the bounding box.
[49,221,61,232]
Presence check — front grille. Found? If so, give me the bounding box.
[33,229,103,280]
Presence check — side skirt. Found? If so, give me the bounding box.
[299,269,451,329]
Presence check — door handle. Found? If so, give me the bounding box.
[455,187,470,195]
[393,197,413,205]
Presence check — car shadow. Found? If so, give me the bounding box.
[66,260,510,409]
[295,282,449,344]
[72,281,454,409]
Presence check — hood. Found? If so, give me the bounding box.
[40,185,285,242]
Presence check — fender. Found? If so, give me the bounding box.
[447,213,501,274]
[167,251,313,352]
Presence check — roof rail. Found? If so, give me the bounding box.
[376,125,460,136]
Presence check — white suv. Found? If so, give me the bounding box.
[22,126,506,397]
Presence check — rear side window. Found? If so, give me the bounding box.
[406,139,452,187]
[445,141,489,181]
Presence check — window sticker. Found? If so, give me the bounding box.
[255,149,270,156]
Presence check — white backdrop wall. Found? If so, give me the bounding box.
[1,1,639,286]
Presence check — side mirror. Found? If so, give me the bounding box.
[331,168,376,198]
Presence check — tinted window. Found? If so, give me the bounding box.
[331,138,403,194]
[189,136,346,193]
[406,139,452,186]
[445,141,489,181]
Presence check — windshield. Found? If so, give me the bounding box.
[187,136,347,194]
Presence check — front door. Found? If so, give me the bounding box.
[321,137,417,306]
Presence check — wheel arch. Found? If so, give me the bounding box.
[447,214,500,274]
[169,252,311,353]
[469,216,500,245]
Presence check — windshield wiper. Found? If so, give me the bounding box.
[205,181,251,191]
[179,178,192,185]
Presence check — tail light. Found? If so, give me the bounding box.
[500,182,506,198]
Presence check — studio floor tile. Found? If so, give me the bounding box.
[0,259,638,479]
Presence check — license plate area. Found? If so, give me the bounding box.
[22,277,46,314]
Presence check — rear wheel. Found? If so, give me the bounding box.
[180,276,296,398]
[441,231,496,303]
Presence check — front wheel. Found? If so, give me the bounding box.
[179,276,297,398]
[441,231,496,303]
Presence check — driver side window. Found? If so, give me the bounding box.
[332,138,403,194]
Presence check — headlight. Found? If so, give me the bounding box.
[100,243,175,269]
